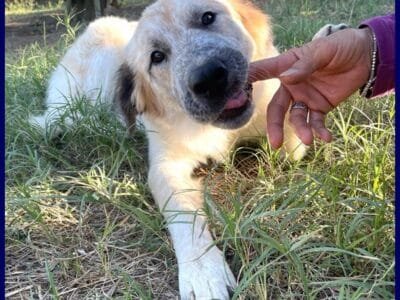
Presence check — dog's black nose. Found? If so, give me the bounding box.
[189,59,228,99]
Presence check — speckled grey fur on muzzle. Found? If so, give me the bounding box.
[172,31,249,124]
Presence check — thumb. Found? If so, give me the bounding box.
[279,38,334,84]
[279,57,316,84]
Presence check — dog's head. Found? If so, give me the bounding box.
[116,0,272,130]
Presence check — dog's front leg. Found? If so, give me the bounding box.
[148,159,236,299]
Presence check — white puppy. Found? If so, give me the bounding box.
[31,1,312,298]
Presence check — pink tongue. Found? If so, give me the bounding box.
[223,90,247,110]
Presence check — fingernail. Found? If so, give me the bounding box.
[280,68,297,77]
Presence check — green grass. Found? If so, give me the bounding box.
[6,0,394,298]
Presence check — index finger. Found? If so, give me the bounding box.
[248,51,298,83]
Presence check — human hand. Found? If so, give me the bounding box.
[248,28,373,149]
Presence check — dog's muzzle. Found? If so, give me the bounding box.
[183,49,253,129]
[189,58,229,101]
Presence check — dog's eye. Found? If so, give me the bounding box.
[201,11,216,26]
[151,51,166,64]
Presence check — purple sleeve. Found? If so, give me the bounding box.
[359,14,395,98]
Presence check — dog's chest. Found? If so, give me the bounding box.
[143,115,235,163]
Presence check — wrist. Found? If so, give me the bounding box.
[358,27,378,97]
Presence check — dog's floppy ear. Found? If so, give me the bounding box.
[229,0,273,58]
[133,72,161,117]
[116,63,138,133]
[116,64,162,133]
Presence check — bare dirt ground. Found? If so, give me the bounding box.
[5,3,149,52]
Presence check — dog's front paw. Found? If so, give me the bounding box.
[312,23,350,40]
[178,246,236,300]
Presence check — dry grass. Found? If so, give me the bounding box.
[6,203,178,299]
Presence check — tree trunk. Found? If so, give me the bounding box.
[110,0,120,8]
[66,0,107,23]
